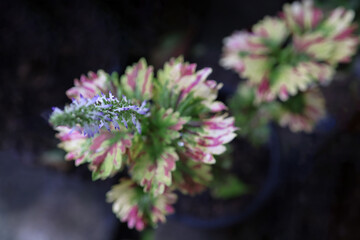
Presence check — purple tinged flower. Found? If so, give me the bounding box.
[104,122,111,131]
[122,117,128,129]
[131,114,137,126]
[84,123,101,137]
[98,104,113,109]
[109,91,114,100]
[135,120,141,134]
[129,114,141,134]
[113,121,120,130]
[51,107,63,114]
[104,116,112,122]
[99,120,111,132]
[51,91,149,137]
[137,101,149,115]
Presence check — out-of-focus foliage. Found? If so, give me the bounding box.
[223,0,358,141]
[211,174,249,199]
[229,82,280,146]
[277,88,326,133]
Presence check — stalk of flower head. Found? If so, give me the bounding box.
[50,92,149,137]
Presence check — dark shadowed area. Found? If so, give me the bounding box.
[1,0,360,239]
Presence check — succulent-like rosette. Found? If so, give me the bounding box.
[285,1,359,65]
[106,179,177,230]
[66,70,112,100]
[221,15,317,101]
[221,0,358,103]
[50,56,237,230]
[276,87,326,132]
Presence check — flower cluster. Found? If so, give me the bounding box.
[221,0,358,103]
[223,0,358,135]
[50,57,237,230]
[50,92,148,137]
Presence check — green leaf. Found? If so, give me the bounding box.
[120,58,154,101]
[131,147,178,196]
[89,133,132,180]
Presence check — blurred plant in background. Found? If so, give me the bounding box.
[221,0,359,145]
[48,57,237,230]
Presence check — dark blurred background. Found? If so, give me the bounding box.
[1,0,360,239]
